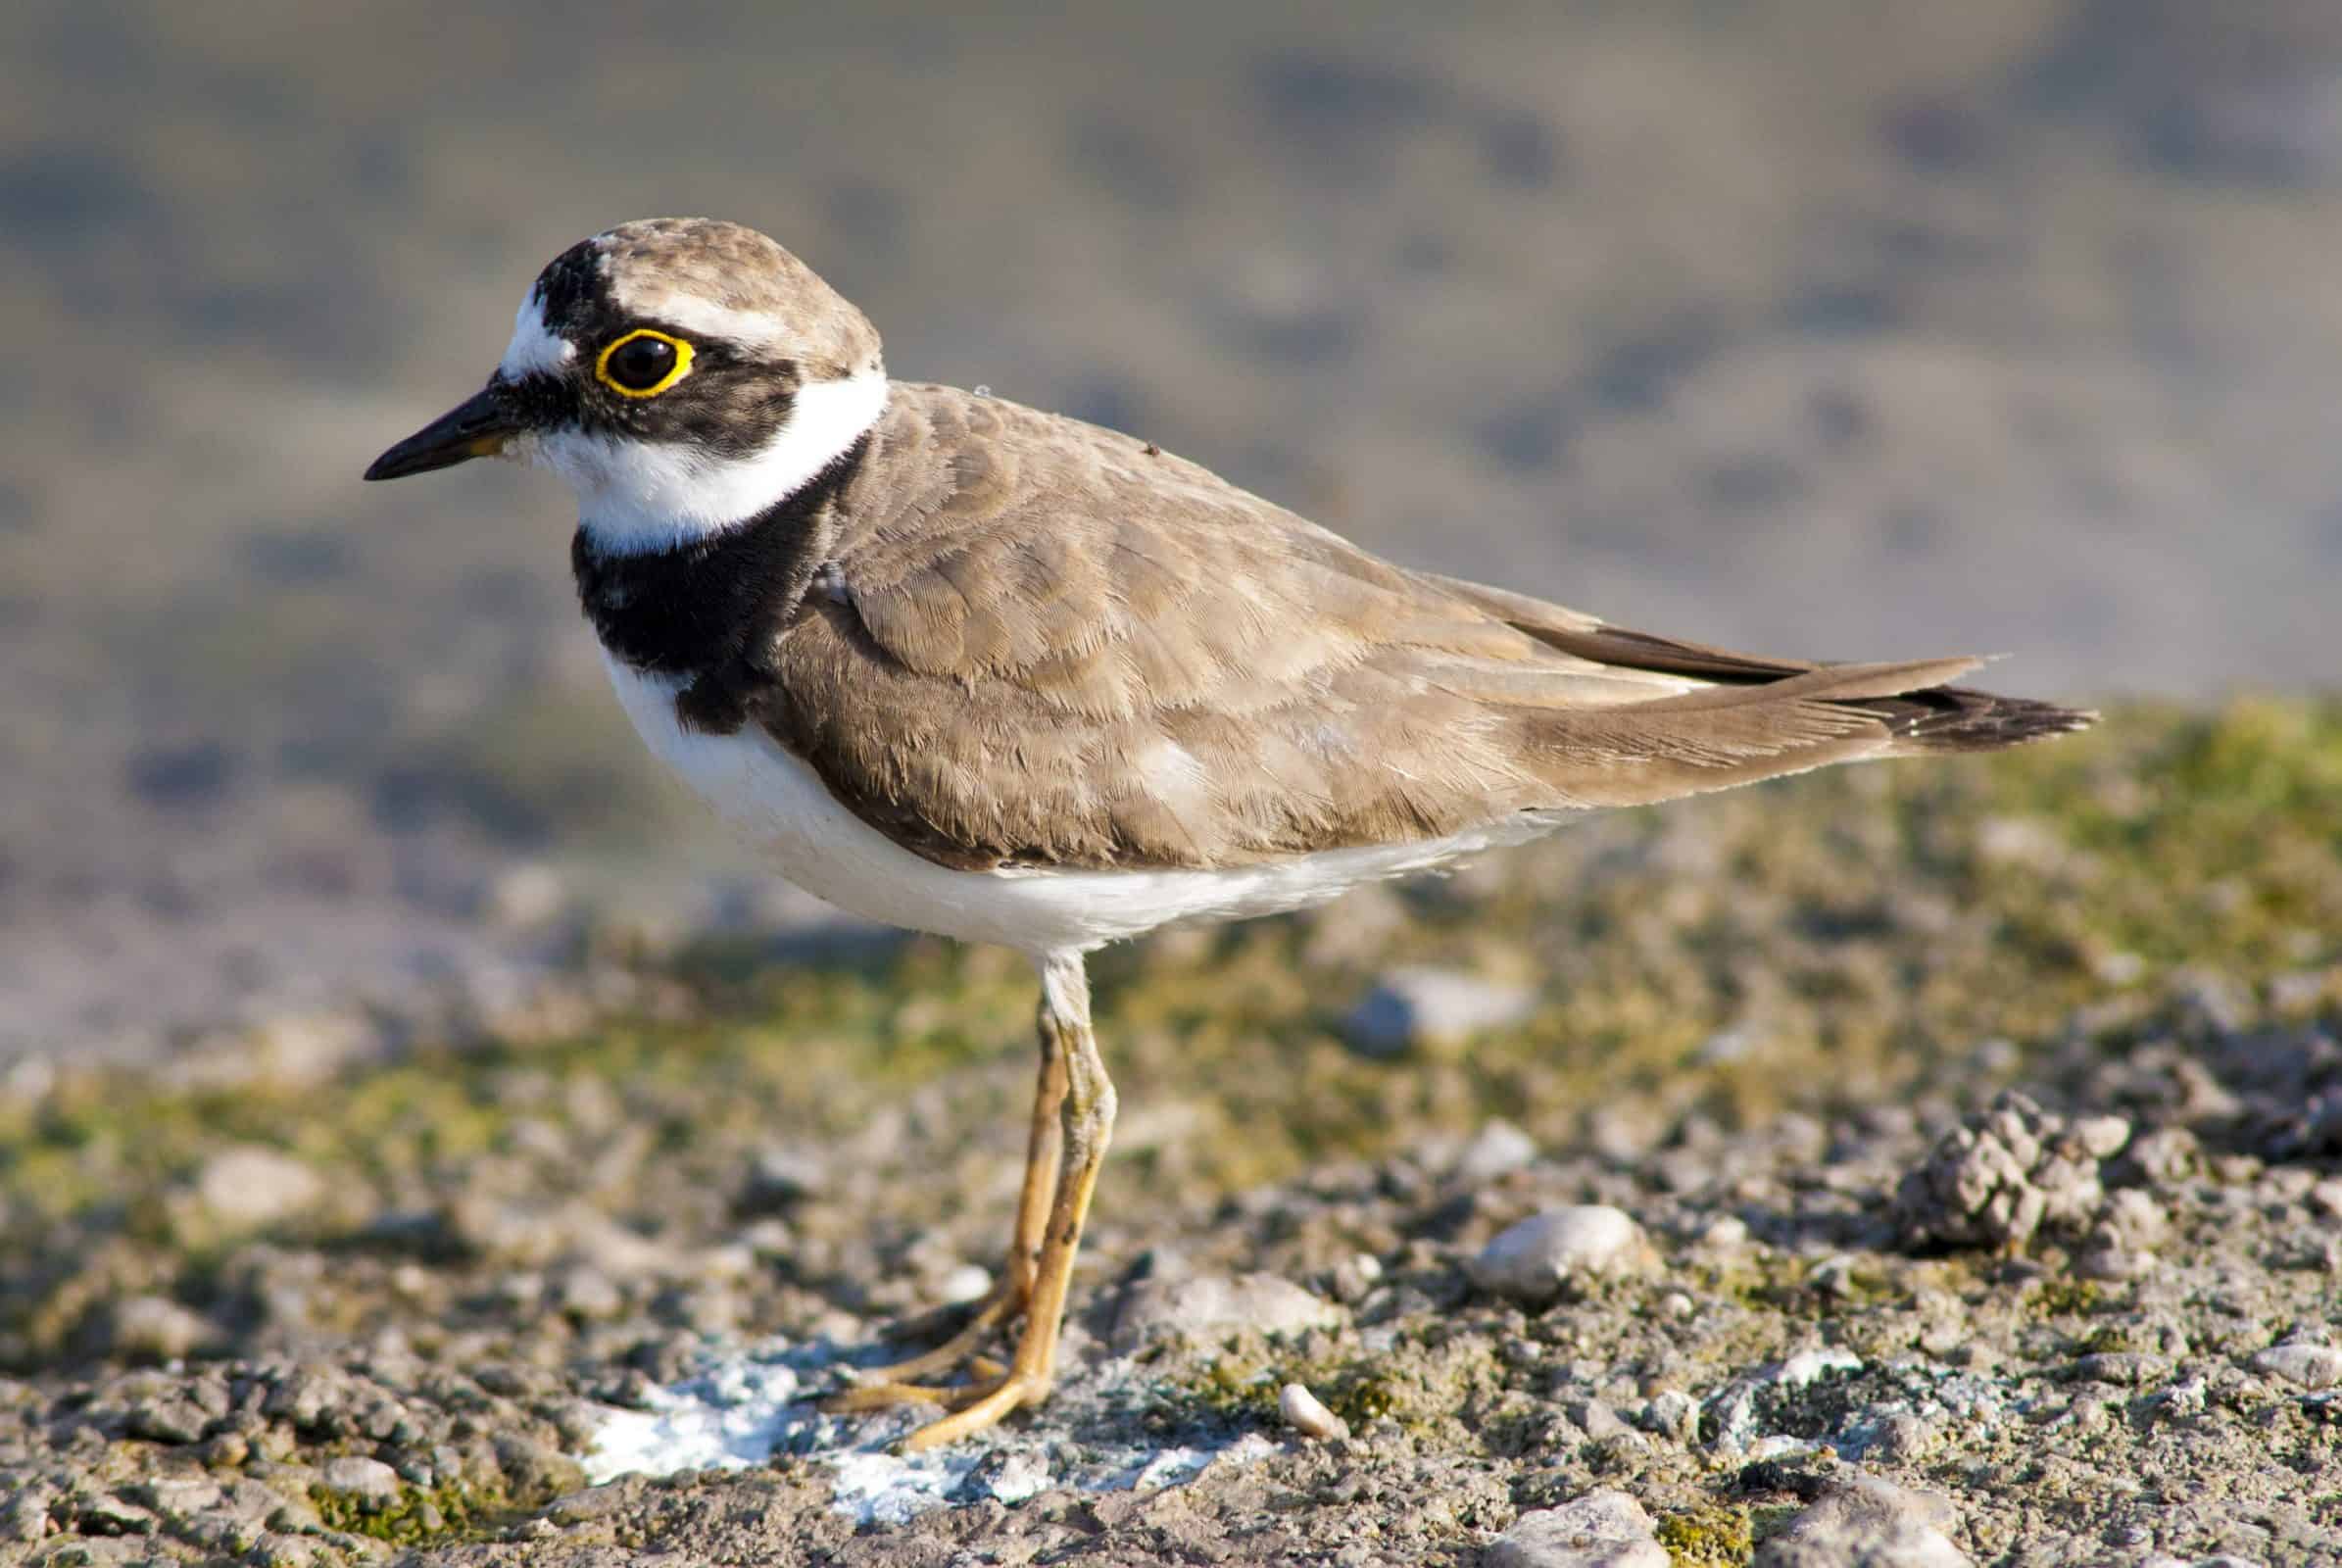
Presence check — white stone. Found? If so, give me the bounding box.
[1775,1347,1863,1388]
[1469,1207,1650,1301]
[193,1146,323,1228]
[2252,1343,2342,1390]
[1486,1491,1670,1568]
[1278,1382,1349,1442]
[1345,967,1537,1056]
[1455,1119,1539,1183]
[1758,1475,1970,1568]
[317,1456,402,1509]
[1110,1273,1342,1352]
[1641,1389,1699,1443]
[939,1264,994,1304]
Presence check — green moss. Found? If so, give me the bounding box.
[1657,1503,1755,1565]
[2032,1279,2106,1319]
[1699,1250,1899,1323]
[1175,1332,1500,1440]
[1185,1351,1400,1429]
[2072,1324,2135,1356]
[307,1475,510,1546]
[1933,700,2342,975]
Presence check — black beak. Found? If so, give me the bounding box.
[363,383,523,481]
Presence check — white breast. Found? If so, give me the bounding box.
[600,657,1570,957]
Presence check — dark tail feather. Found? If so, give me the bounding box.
[1856,684,2097,755]
[1416,571,2098,760]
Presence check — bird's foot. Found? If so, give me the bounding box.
[823,1274,1028,1412]
[898,1369,1052,1452]
[821,1355,1008,1415]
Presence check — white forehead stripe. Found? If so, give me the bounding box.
[536,368,890,556]
[497,289,575,379]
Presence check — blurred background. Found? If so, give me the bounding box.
[3,0,2338,1066]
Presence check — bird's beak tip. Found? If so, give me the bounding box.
[365,385,520,483]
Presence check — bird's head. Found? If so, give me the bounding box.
[365,218,886,553]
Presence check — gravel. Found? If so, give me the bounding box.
[1892,1091,2123,1251]
[4,708,2341,1563]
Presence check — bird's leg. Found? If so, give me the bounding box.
[825,972,1071,1407]
[897,953,1114,1450]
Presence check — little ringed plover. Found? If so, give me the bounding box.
[366,218,2092,1448]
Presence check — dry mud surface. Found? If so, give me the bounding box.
[3,706,2339,1564]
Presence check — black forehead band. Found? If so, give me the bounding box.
[526,241,743,366]
[532,239,609,335]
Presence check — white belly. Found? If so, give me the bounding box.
[602,656,1567,956]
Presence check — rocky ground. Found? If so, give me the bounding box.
[3,703,2338,1565]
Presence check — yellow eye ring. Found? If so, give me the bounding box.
[595,328,695,397]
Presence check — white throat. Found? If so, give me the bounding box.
[532,369,888,556]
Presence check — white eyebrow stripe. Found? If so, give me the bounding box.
[497,289,575,379]
[611,292,792,351]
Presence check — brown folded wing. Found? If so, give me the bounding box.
[752,384,2086,872]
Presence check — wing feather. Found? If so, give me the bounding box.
[753,384,2087,871]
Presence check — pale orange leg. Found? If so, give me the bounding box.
[824,975,1073,1412]
[900,954,1113,1450]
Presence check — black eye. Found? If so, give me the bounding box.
[608,335,673,388]
[597,330,691,395]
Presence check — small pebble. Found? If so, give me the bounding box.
[1278,1381,1350,1442]
[737,1147,828,1211]
[1344,967,1535,1057]
[2070,1114,2133,1160]
[192,1146,324,1229]
[1469,1206,1650,1301]
[77,1494,158,1536]
[1454,1118,1539,1183]
[2251,1342,2342,1390]
[316,1456,402,1511]
[1110,1272,1342,1352]
[954,1447,1051,1505]
[1757,1475,1969,1567]
[486,863,567,929]
[1567,1397,1633,1442]
[1486,1490,1669,1568]
[1640,1389,1699,1443]
[106,1295,216,1361]
[939,1263,993,1304]
[1776,1347,1862,1388]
